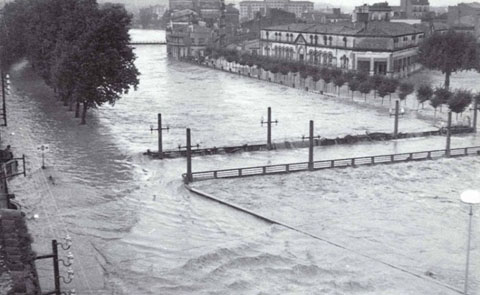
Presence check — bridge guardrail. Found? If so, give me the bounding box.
[183,146,480,183]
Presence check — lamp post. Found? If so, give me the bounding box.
[460,189,480,295]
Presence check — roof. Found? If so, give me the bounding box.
[410,0,429,5]
[461,2,480,9]
[265,21,423,37]
[356,37,391,49]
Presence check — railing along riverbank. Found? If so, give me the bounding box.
[183,146,480,183]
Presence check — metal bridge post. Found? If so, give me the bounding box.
[267,107,272,149]
[186,128,192,183]
[308,120,314,171]
[473,98,478,133]
[446,111,452,157]
[158,114,163,159]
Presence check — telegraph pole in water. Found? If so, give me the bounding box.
[261,107,278,150]
[308,120,314,171]
[393,100,399,138]
[150,113,169,159]
[446,111,452,157]
[186,128,192,183]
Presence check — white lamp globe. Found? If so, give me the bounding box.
[461,190,480,205]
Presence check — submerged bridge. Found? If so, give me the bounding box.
[129,41,166,45]
[183,146,480,183]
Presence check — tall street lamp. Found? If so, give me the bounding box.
[460,189,480,295]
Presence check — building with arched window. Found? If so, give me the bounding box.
[260,21,427,77]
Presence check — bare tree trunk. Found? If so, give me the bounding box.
[81,102,88,125]
[75,101,80,118]
[68,96,74,112]
[445,70,451,90]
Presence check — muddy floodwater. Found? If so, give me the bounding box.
[4,29,480,294]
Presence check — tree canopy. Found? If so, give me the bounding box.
[418,30,479,89]
[1,0,140,124]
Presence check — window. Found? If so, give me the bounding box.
[328,36,332,46]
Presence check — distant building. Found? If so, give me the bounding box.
[260,22,426,77]
[239,0,314,21]
[166,24,216,58]
[302,8,351,24]
[447,3,480,39]
[400,0,430,19]
[225,4,240,36]
[353,2,393,22]
[170,0,195,11]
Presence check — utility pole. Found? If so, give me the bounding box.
[308,120,314,171]
[150,113,169,159]
[446,111,452,157]
[393,100,399,138]
[0,68,7,127]
[35,237,74,295]
[186,128,192,183]
[261,107,278,150]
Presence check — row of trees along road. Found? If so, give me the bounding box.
[204,29,479,119]
[0,0,139,124]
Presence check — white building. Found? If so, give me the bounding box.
[239,0,314,21]
[260,22,426,77]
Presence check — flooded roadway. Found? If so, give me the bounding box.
[3,29,480,294]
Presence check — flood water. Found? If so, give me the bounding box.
[4,29,480,294]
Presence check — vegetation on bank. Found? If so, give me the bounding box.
[202,44,479,118]
[0,0,140,124]
[418,30,480,90]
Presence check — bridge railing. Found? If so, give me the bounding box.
[183,146,480,182]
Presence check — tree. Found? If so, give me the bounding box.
[68,3,140,124]
[333,73,346,95]
[355,71,369,83]
[358,80,373,101]
[385,77,399,102]
[418,30,479,89]
[416,84,433,109]
[432,87,452,116]
[348,79,360,99]
[398,82,414,104]
[370,74,385,99]
[320,68,332,91]
[448,90,472,117]
[377,81,390,104]
[139,7,155,29]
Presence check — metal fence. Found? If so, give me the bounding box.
[183,146,480,182]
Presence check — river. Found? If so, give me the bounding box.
[4,29,480,294]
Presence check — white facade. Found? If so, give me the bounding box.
[260,23,425,77]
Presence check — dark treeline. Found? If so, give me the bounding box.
[0,0,139,124]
